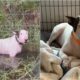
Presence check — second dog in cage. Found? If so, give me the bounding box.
[47,16,80,69]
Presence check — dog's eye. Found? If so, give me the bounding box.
[21,33,22,35]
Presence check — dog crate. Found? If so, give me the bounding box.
[40,0,80,41]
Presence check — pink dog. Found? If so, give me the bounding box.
[0,29,28,58]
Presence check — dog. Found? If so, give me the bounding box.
[47,16,80,68]
[61,66,80,80]
[40,40,63,80]
[0,29,28,57]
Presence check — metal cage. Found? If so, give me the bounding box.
[40,0,80,32]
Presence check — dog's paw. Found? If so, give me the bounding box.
[62,57,70,68]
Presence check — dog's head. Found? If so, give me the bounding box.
[66,16,80,32]
[13,29,28,44]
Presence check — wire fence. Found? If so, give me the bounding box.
[40,0,80,32]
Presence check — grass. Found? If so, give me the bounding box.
[0,0,40,79]
[0,56,39,80]
[0,25,40,80]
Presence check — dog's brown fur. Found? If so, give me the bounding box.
[46,16,80,80]
[40,40,63,80]
[47,16,80,68]
[61,66,80,80]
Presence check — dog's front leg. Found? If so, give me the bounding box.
[9,53,20,68]
[47,28,63,45]
[47,23,66,45]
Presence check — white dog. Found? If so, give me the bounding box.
[47,16,80,68]
[0,29,28,58]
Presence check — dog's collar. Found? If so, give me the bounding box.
[15,36,23,45]
[71,32,80,45]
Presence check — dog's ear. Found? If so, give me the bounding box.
[66,16,79,32]
[13,31,19,37]
[66,16,76,24]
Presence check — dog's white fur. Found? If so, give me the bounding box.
[0,29,28,57]
[47,22,80,68]
[47,23,73,46]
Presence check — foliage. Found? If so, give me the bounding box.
[0,0,40,80]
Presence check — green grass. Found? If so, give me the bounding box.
[0,56,39,80]
[0,25,40,80]
[0,0,40,80]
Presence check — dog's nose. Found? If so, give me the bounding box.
[25,39,28,43]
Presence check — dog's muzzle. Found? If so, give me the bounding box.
[25,39,29,43]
